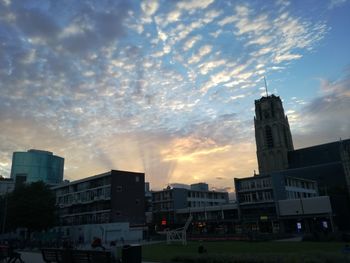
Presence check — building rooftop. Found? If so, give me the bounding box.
[51,169,144,189]
[28,149,53,155]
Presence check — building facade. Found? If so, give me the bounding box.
[52,170,145,227]
[254,95,294,174]
[234,174,332,233]
[285,139,350,230]
[0,177,14,196]
[175,203,239,236]
[10,149,64,185]
[152,183,229,227]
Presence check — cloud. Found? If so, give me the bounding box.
[293,71,350,148]
[199,62,252,94]
[198,59,226,75]
[274,53,302,63]
[7,1,130,55]
[141,0,159,16]
[177,0,214,12]
[15,8,60,39]
[162,137,231,163]
[218,15,237,26]
[167,10,181,23]
[183,35,202,51]
[229,4,328,66]
[247,35,273,46]
[0,0,337,193]
[329,0,348,9]
[188,45,212,64]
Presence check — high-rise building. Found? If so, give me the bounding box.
[10,149,64,185]
[254,95,294,174]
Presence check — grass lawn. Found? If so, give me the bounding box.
[141,241,349,262]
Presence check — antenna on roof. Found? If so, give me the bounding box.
[264,76,269,97]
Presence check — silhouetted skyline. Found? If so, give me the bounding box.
[0,0,349,192]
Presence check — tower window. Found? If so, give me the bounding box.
[270,102,275,117]
[265,126,274,148]
[258,106,262,120]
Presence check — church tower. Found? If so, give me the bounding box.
[254,94,294,174]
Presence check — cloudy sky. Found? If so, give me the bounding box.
[0,0,349,193]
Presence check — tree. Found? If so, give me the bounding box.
[6,181,56,233]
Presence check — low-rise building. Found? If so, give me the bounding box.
[176,203,239,235]
[51,170,146,243]
[234,173,332,233]
[152,183,229,227]
[52,170,145,226]
[0,176,14,196]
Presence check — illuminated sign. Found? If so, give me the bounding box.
[322,221,328,229]
[161,219,167,226]
[297,222,302,230]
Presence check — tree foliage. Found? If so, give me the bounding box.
[6,181,56,232]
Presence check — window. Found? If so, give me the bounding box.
[262,179,271,188]
[116,186,122,192]
[264,191,272,200]
[265,126,274,148]
[105,188,111,198]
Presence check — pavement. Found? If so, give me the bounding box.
[17,241,164,262]
[19,251,158,263]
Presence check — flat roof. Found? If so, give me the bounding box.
[51,171,111,189]
[52,169,145,189]
[291,138,350,153]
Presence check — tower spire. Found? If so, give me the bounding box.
[264,76,269,97]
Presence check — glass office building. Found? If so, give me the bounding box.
[10,149,64,185]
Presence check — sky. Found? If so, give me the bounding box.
[0,0,350,193]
